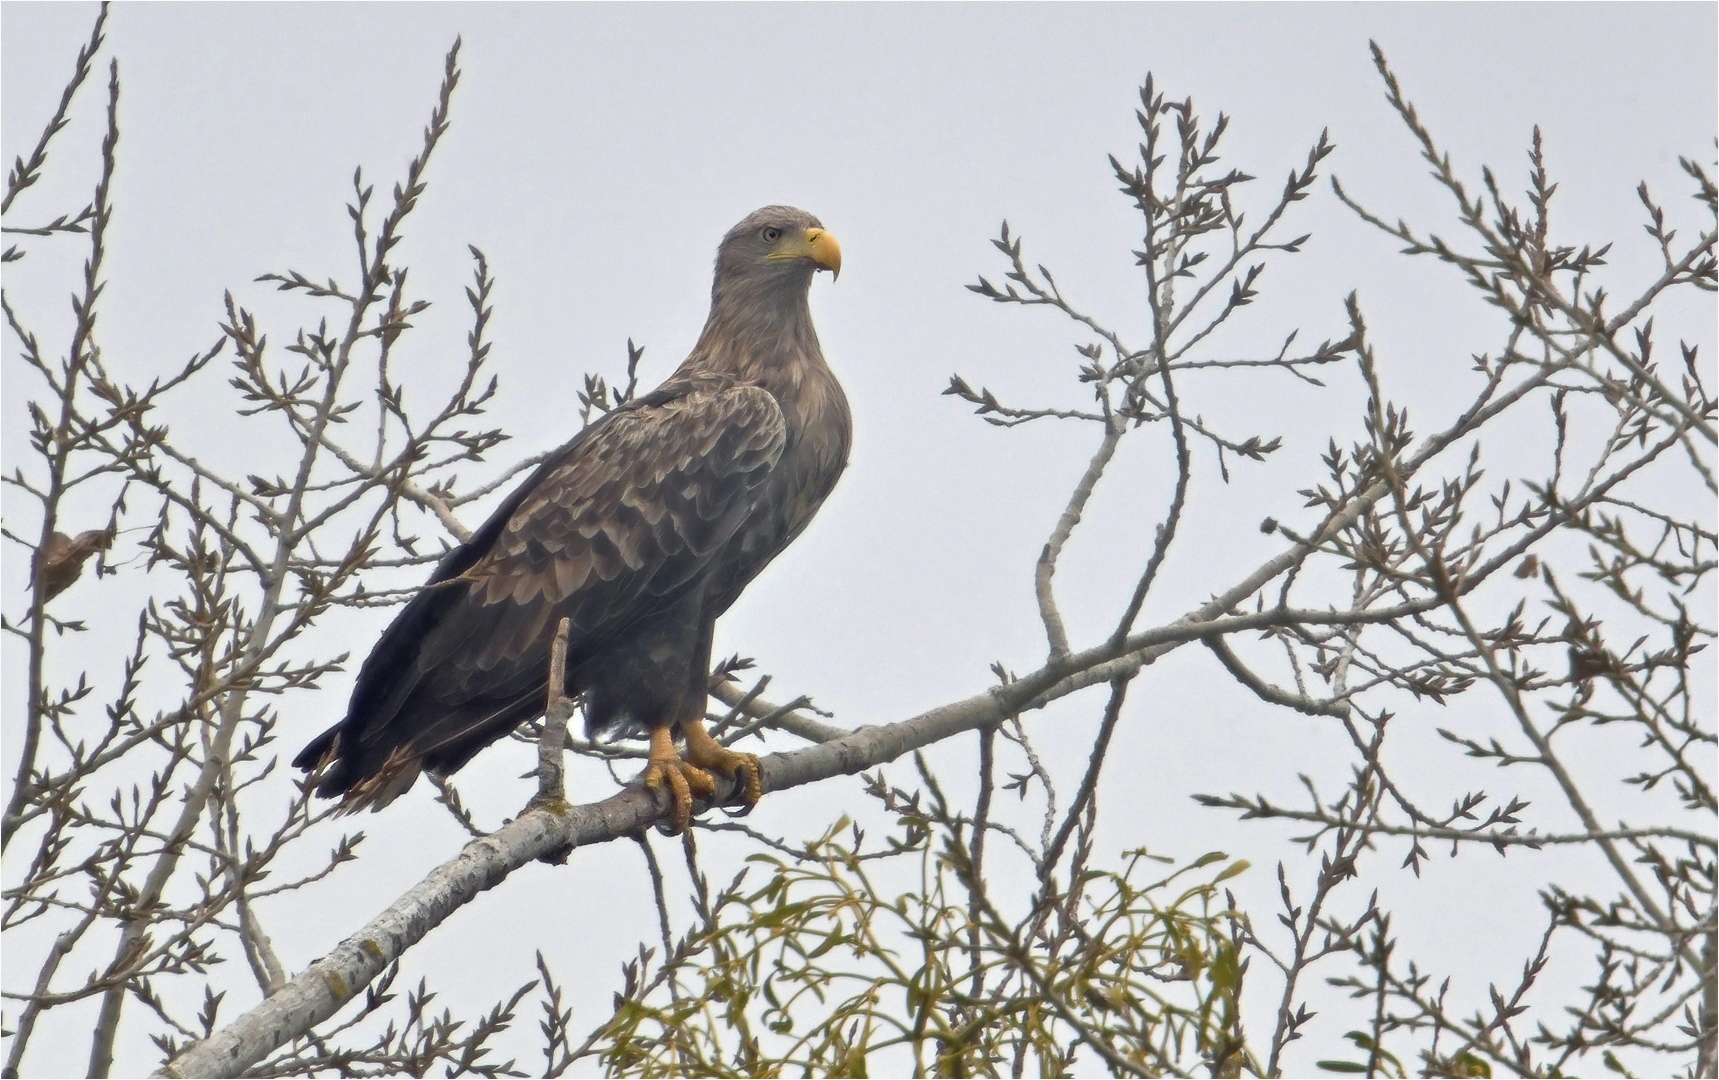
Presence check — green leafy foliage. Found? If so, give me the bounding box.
[591,785,1257,1077]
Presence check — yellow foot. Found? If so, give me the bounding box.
[643,728,716,834]
[684,719,764,809]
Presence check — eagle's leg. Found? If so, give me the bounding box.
[682,718,763,808]
[643,725,717,834]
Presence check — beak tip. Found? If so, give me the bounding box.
[807,227,842,281]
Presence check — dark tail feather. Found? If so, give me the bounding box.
[293,721,360,799]
[296,672,545,810]
[293,721,426,811]
[293,722,339,773]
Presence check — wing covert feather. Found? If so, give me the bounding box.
[376,382,786,755]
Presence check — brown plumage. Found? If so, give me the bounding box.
[33,529,113,602]
[295,207,849,825]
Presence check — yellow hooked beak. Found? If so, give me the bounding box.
[768,226,842,280]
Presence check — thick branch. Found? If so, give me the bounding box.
[157,684,1002,1077]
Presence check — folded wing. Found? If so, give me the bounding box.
[296,379,787,801]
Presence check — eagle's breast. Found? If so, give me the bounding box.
[716,357,850,608]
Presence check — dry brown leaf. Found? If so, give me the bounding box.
[33,528,114,601]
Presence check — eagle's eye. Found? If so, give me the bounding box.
[761,226,783,243]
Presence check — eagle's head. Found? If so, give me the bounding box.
[713,206,841,303]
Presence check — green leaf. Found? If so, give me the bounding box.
[1212,859,1251,884]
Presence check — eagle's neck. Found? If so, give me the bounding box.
[681,276,849,476]
[687,279,824,389]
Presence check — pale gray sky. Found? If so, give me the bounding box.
[4,3,1714,1075]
